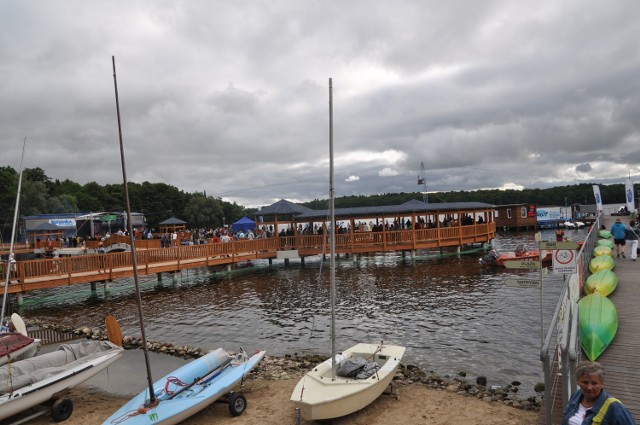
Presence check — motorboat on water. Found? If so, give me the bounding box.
[479,244,552,267]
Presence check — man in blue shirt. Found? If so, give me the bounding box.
[610,218,627,258]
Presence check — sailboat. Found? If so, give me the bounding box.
[1,139,42,366]
[102,57,265,425]
[0,316,124,422]
[290,79,405,421]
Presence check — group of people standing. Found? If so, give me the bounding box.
[610,218,639,260]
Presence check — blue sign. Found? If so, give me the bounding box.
[49,219,76,227]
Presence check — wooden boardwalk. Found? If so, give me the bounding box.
[1,223,495,296]
[540,215,639,423]
[595,216,640,420]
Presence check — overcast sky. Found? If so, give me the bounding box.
[1,1,639,208]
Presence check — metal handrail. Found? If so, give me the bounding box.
[540,217,600,424]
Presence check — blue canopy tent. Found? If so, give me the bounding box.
[232,217,256,233]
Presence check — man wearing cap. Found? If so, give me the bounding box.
[610,218,627,259]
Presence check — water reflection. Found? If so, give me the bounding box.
[18,228,585,397]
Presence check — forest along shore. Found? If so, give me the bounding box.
[30,320,543,412]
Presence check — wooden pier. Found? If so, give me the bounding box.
[591,216,640,420]
[1,222,495,297]
[540,215,639,423]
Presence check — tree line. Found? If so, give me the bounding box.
[0,165,635,241]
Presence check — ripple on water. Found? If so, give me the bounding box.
[16,228,583,397]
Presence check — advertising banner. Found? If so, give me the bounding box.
[625,178,635,213]
[593,185,603,213]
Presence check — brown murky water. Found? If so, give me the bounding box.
[13,228,587,396]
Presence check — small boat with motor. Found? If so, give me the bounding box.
[479,244,552,267]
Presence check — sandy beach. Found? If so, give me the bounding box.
[12,349,538,425]
[21,379,538,425]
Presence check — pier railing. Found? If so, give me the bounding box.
[2,223,495,295]
[540,217,599,424]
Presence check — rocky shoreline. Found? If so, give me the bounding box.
[28,319,542,412]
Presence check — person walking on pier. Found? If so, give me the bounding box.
[627,220,639,261]
[611,218,627,259]
[562,361,636,424]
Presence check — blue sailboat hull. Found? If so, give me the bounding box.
[102,349,265,425]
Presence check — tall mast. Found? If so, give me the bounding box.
[112,56,156,404]
[1,138,26,323]
[329,78,337,380]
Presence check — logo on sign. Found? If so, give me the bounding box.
[49,219,75,227]
[627,189,633,202]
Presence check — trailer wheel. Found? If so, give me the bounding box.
[51,398,74,422]
[228,392,247,417]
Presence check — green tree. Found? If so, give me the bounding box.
[183,194,224,228]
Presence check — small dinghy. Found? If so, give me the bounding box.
[0,322,123,423]
[0,314,41,366]
[102,348,266,425]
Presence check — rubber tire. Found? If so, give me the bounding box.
[51,398,74,422]
[228,392,247,417]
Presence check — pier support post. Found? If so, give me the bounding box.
[439,247,444,256]
[157,273,163,284]
[284,258,290,267]
[103,281,110,294]
[226,264,232,274]
[16,293,24,306]
[172,272,178,284]
[301,257,305,266]
[268,258,273,266]
[352,254,358,263]
[401,251,406,259]
[91,282,97,292]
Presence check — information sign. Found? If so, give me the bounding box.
[552,249,577,274]
[539,241,580,250]
[504,278,541,288]
[504,260,541,270]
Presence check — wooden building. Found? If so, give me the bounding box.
[495,203,537,230]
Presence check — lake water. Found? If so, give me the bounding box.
[16,227,588,398]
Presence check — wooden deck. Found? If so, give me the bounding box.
[540,216,639,423]
[1,223,495,296]
[595,216,640,420]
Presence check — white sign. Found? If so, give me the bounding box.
[504,278,541,288]
[552,249,577,274]
[504,260,541,270]
[49,219,76,227]
[539,241,580,250]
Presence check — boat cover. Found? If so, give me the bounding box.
[0,333,35,357]
[0,340,120,393]
[337,357,380,379]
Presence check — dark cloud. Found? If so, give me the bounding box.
[1,0,639,207]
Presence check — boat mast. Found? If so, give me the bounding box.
[329,78,336,380]
[112,56,156,404]
[1,138,26,324]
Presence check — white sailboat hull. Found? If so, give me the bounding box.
[0,340,123,421]
[290,343,405,420]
